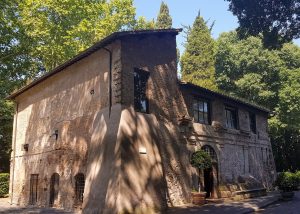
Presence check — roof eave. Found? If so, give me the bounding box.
[7,28,182,100]
[179,81,270,113]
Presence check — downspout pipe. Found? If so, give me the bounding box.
[10,101,18,205]
[103,47,112,118]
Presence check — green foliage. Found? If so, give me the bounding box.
[134,17,155,30]
[275,69,300,129]
[180,13,217,90]
[216,31,300,171]
[215,32,281,108]
[296,171,300,183]
[296,171,300,184]
[276,172,299,192]
[0,0,151,173]
[155,1,172,29]
[190,150,212,170]
[0,173,9,197]
[19,0,137,71]
[269,124,300,172]
[226,0,300,49]
[0,0,26,173]
[268,63,300,172]
[0,100,13,173]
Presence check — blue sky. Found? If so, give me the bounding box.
[134,0,299,54]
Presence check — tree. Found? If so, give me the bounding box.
[215,31,300,171]
[215,32,282,108]
[269,68,300,172]
[0,0,39,172]
[156,1,172,29]
[154,2,181,68]
[180,13,217,90]
[225,0,300,49]
[0,100,13,172]
[0,0,149,172]
[19,0,138,71]
[134,17,155,30]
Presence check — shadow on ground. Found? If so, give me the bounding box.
[167,192,281,214]
[0,207,73,214]
[256,190,300,214]
[0,198,73,214]
[167,203,254,214]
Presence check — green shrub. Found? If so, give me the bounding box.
[191,150,212,170]
[0,173,9,197]
[276,172,298,192]
[295,171,300,185]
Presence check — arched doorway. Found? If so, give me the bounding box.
[49,173,60,206]
[201,145,218,198]
[74,173,85,206]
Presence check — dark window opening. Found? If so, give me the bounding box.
[225,106,238,129]
[22,144,29,152]
[49,173,60,206]
[74,173,85,206]
[29,174,38,205]
[193,98,210,124]
[249,112,256,133]
[54,130,58,141]
[268,149,273,165]
[134,69,149,113]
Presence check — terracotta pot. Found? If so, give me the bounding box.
[281,191,294,201]
[191,192,206,205]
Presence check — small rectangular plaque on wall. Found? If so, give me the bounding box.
[139,147,147,154]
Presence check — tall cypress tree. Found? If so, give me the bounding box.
[156,1,172,29]
[180,13,217,90]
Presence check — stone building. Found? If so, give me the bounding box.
[8,29,276,213]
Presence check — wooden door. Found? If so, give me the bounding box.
[29,174,38,205]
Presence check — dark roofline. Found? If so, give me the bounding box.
[179,81,270,113]
[8,28,182,99]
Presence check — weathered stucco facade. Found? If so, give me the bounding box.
[9,29,276,213]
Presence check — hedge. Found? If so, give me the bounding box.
[276,171,299,192]
[0,173,9,197]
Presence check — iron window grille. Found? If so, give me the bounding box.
[74,173,85,206]
[202,145,217,163]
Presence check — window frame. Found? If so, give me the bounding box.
[29,174,39,205]
[134,68,150,114]
[192,97,211,125]
[74,173,85,206]
[249,112,257,133]
[225,105,239,129]
[201,145,217,162]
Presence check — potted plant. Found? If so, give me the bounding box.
[190,150,212,205]
[276,172,299,201]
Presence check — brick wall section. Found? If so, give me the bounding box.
[178,87,275,195]
[10,41,123,210]
[118,33,276,212]
[9,31,276,214]
[119,34,191,212]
